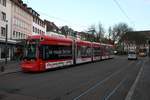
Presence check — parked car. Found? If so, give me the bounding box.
[128,51,137,60]
[139,52,147,57]
[114,50,118,54]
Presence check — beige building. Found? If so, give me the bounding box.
[0,0,14,61]
[10,0,32,40]
[0,0,33,61]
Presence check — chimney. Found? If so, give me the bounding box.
[27,7,32,13]
[23,3,27,8]
[18,0,23,4]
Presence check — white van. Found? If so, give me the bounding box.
[128,51,137,60]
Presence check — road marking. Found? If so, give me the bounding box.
[104,60,142,100]
[136,60,142,65]
[73,61,134,100]
[125,60,145,100]
[104,78,126,100]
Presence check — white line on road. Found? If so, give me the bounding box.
[125,60,145,100]
[104,60,141,100]
[73,61,134,100]
[104,78,126,100]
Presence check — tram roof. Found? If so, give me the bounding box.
[76,40,92,46]
[28,35,73,42]
[92,42,101,47]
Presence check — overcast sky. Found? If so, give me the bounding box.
[23,0,150,32]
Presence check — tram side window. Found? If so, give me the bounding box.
[77,46,91,58]
[106,46,113,55]
[41,45,72,60]
[110,47,114,55]
[101,46,106,55]
[94,47,101,56]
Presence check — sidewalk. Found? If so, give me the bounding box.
[0,61,21,76]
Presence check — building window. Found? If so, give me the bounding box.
[39,30,41,34]
[21,33,23,39]
[37,29,39,34]
[16,32,18,38]
[18,32,20,38]
[2,0,6,6]
[33,17,36,22]
[33,26,34,32]
[13,31,15,38]
[1,27,6,37]
[1,12,6,21]
[23,34,25,39]
[35,28,37,33]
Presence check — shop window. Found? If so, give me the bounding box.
[1,47,9,59]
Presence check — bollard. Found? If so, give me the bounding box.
[1,65,4,72]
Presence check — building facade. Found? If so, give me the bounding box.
[44,20,59,33]
[0,0,34,61]
[10,0,33,61]
[10,0,32,40]
[0,0,14,61]
[28,8,46,35]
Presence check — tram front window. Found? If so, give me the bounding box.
[24,44,37,60]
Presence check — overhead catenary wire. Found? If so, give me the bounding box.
[112,0,135,27]
[37,10,89,29]
[23,0,90,31]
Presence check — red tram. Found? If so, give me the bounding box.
[75,40,92,64]
[92,42,101,61]
[21,35,114,72]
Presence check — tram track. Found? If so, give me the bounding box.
[70,59,143,100]
[71,60,136,100]
[0,56,145,100]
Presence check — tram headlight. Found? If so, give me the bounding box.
[31,59,35,62]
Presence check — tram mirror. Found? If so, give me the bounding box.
[40,37,44,41]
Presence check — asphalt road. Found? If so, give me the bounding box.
[0,56,147,100]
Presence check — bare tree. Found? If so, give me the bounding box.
[97,23,105,42]
[88,24,96,34]
[109,22,133,44]
[87,23,105,42]
[108,26,112,40]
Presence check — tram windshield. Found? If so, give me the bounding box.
[23,40,38,60]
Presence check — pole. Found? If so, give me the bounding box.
[5,23,8,64]
[149,40,150,57]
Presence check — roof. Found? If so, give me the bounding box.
[127,30,150,39]
[10,0,32,15]
[28,35,73,43]
[76,40,92,46]
[44,20,59,32]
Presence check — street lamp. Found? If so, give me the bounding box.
[5,20,8,65]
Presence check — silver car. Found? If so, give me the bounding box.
[128,51,137,60]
